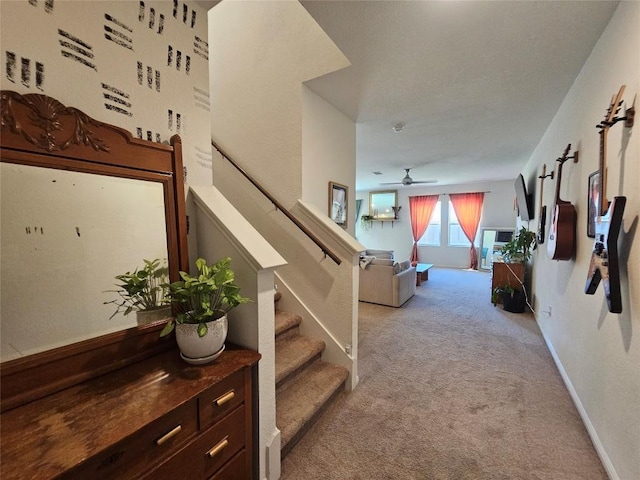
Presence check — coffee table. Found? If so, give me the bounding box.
[415,263,433,286]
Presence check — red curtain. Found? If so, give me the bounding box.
[450,192,485,269]
[409,195,439,265]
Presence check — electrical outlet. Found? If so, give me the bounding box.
[345,344,351,355]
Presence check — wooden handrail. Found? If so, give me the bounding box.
[211,140,342,265]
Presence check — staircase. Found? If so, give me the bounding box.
[274,292,349,458]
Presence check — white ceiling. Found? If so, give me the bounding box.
[200,1,619,192]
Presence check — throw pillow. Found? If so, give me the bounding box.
[359,255,376,270]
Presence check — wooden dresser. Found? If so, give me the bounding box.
[0,92,261,479]
[491,261,525,303]
[0,348,260,480]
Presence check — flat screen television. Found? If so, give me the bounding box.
[514,174,533,221]
[496,230,514,243]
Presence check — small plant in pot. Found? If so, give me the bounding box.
[360,214,374,232]
[104,258,171,325]
[160,257,251,364]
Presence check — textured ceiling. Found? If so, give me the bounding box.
[200,1,619,192]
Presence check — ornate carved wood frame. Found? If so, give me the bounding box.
[0,91,189,411]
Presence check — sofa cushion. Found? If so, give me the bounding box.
[370,258,394,267]
[393,260,411,274]
[365,249,394,260]
[359,263,416,308]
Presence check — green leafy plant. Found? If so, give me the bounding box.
[160,257,251,338]
[500,227,536,263]
[104,258,169,320]
[360,214,374,231]
[491,284,517,305]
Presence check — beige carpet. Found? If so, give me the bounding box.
[281,267,607,480]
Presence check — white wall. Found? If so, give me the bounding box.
[523,3,639,479]
[0,0,212,186]
[302,87,357,237]
[356,179,517,267]
[0,2,212,352]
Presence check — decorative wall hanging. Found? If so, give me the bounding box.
[369,190,398,219]
[547,143,578,260]
[585,84,634,313]
[536,164,553,245]
[329,181,348,228]
[587,171,600,238]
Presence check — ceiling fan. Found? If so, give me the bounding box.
[380,168,437,186]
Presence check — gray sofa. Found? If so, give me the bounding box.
[358,249,416,307]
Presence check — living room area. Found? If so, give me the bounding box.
[356,178,518,276]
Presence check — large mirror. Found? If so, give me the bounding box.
[0,91,188,408]
[369,190,398,219]
[1,163,168,361]
[479,228,515,270]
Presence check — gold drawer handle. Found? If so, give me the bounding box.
[155,425,182,446]
[214,390,235,406]
[206,436,229,458]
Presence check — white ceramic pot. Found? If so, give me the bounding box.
[175,315,228,361]
[136,306,172,326]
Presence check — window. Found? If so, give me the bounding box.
[449,201,471,247]
[419,201,441,246]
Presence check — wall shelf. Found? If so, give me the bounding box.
[361,217,399,229]
[374,219,397,228]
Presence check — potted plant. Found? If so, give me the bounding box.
[160,257,251,363]
[490,228,535,313]
[492,284,526,313]
[105,258,171,325]
[360,214,374,231]
[500,226,536,263]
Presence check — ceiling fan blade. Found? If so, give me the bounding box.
[379,179,437,185]
[379,168,437,186]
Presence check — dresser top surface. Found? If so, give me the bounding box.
[1,347,260,477]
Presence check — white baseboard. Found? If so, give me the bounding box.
[538,324,617,480]
[265,428,281,480]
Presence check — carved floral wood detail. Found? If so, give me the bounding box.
[0,91,110,153]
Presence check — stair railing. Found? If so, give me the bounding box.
[211,140,342,265]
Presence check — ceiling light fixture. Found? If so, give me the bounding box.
[392,121,405,132]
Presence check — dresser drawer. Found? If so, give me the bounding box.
[198,368,245,430]
[209,449,247,480]
[144,405,246,479]
[63,399,198,480]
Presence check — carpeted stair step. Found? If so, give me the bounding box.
[276,360,349,458]
[275,334,325,386]
[275,310,302,344]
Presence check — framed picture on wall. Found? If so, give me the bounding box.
[587,171,600,238]
[329,181,348,229]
